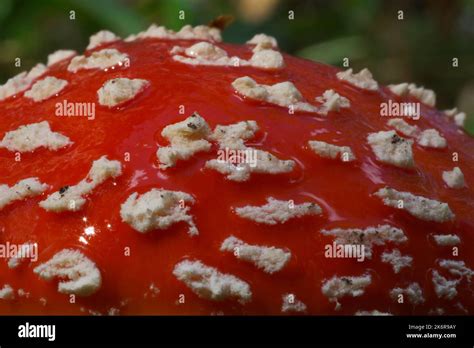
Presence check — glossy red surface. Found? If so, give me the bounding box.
[0,38,473,315]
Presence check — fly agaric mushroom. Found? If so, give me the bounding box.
[0,24,472,316]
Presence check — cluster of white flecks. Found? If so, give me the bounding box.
[308,140,355,162]
[97,78,150,107]
[120,188,199,236]
[68,48,129,73]
[124,24,222,43]
[220,236,291,274]
[431,260,473,301]
[171,40,285,70]
[320,224,407,259]
[374,187,455,223]
[24,76,68,102]
[206,119,296,181]
[337,68,379,91]
[33,249,102,296]
[0,121,72,153]
[321,274,372,310]
[388,82,436,107]
[231,76,352,116]
[156,113,212,169]
[0,177,48,211]
[387,118,447,149]
[390,283,425,305]
[0,24,472,314]
[367,130,415,168]
[234,197,322,225]
[0,63,47,101]
[381,249,413,274]
[39,156,122,213]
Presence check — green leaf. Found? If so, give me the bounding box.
[67,0,144,34]
[0,0,12,26]
[465,114,474,136]
[295,36,367,65]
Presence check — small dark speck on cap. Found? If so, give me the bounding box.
[59,186,70,195]
[391,134,403,144]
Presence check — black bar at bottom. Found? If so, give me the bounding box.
[0,316,472,345]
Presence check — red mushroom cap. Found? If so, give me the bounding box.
[0,25,473,315]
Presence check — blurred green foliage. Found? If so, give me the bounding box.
[0,0,473,134]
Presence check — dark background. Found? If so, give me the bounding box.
[0,0,473,134]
